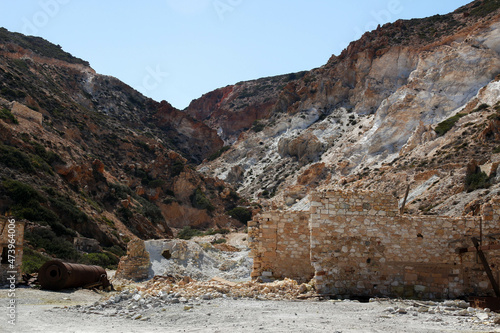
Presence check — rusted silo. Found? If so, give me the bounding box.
[38,260,110,290]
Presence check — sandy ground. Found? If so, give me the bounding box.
[1,287,500,333]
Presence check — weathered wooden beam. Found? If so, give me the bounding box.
[400,184,410,215]
[457,243,500,254]
[471,237,500,298]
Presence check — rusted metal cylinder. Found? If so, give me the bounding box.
[38,260,110,290]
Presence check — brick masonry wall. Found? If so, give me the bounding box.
[249,190,500,299]
[0,218,25,284]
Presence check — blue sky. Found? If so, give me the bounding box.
[0,0,472,109]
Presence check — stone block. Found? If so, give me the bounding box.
[414,285,426,292]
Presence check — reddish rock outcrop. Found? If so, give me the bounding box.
[153,101,223,163]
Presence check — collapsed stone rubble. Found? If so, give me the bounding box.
[62,277,312,321]
[379,299,500,326]
[60,277,500,328]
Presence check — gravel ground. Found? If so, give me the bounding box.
[2,287,500,333]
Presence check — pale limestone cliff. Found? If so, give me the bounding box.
[197,5,500,217]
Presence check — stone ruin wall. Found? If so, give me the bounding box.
[249,190,500,299]
[115,239,150,281]
[11,101,43,125]
[248,211,314,283]
[0,217,25,284]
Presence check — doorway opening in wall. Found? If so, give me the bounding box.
[348,295,371,303]
[321,294,372,302]
[1,247,8,264]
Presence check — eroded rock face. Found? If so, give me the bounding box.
[278,133,323,165]
[225,165,245,185]
[197,5,500,216]
[159,202,211,229]
[185,74,306,143]
[400,122,437,156]
[153,101,223,163]
[349,40,500,163]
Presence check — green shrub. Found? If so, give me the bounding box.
[3,179,76,237]
[49,194,89,225]
[117,207,133,223]
[211,238,227,245]
[171,160,185,177]
[177,226,204,240]
[21,248,51,274]
[237,89,258,99]
[227,207,252,224]
[0,144,34,172]
[473,103,490,112]
[162,196,178,205]
[465,171,490,192]
[470,0,500,17]
[25,228,79,260]
[30,155,53,174]
[204,228,230,236]
[105,183,132,205]
[191,188,215,212]
[435,114,466,136]
[111,183,132,198]
[104,245,126,258]
[139,198,164,224]
[0,107,18,124]
[135,168,153,186]
[0,87,26,99]
[100,216,115,228]
[148,179,165,188]
[11,59,29,71]
[3,179,45,203]
[229,190,240,201]
[13,204,58,224]
[31,141,64,165]
[79,252,119,269]
[251,120,265,133]
[13,202,75,237]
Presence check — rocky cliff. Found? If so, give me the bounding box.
[3,0,500,271]
[185,73,307,144]
[0,28,241,267]
[196,0,500,217]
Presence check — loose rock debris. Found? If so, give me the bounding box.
[139,276,315,300]
[57,276,500,329]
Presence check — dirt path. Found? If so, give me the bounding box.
[1,287,500,333]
